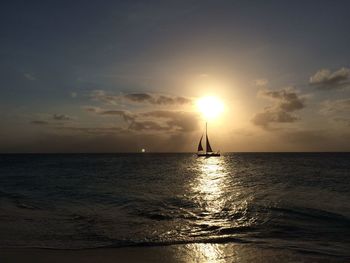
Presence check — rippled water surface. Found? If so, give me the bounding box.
[0,153,349,260]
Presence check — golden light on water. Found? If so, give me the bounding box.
[187,155,260,262]
[189,158,230,263]
[196,96,224,120]
[191,243,225,263]
[193,157,228,213]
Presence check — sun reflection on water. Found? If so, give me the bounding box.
[188,157,252,263]
[191,243,226,263]
[192,157,229,214]
[186,157,256,262]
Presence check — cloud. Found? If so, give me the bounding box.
[53,114,74,121]
[252,88,305,129]
[100,110,135,122]
[309,67,350,90]
[140,110,199,132]
[83,106,101,113]
[258,88,305,111]
[83,90,198,135]
[90,90,192,106]
[83,106,199,132]
[30,113,75,126]
[124,93,153,103]
[320,98,350,115]
[71,92,77,98]
[30,120,49,125]
[83,106,135,122]
[124,93,192,105]
[90,90,120,105]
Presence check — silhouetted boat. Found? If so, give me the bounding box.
[197,122,220,157]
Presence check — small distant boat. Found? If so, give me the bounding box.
[197,122,220,157]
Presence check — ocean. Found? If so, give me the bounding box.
[0,153,349,261]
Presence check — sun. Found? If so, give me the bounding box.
[196,96,224,120]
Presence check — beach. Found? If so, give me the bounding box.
[0,243,343,263]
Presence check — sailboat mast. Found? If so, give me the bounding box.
[205,122,207,154]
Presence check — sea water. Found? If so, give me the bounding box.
[0,153,349,260]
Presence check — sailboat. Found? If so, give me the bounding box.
[197,122,220,157]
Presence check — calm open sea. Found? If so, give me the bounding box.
[0,153,349,260]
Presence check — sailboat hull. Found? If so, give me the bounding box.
[197,152,220,157]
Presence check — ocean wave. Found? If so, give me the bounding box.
[0,153,349,260]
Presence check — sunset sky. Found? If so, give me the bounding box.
[1,0,350,152]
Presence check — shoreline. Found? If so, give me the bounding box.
[0,243,344,263]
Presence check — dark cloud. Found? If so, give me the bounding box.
[31,114,74,126]
[30,120,49,125]
[259,89,305,111]
[140,110,199,132]
[309,67,350,90]
[53,114,73,121]
[86,91,196,132]
[155,95,192,105]
[124,93,153,103]
[83,106,199,132]
[252,88,305,128]
[90,90,192,106]
[124,93,192,105]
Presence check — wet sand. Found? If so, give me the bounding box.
[0,243,341,263]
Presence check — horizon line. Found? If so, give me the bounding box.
[0,151,349,154]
